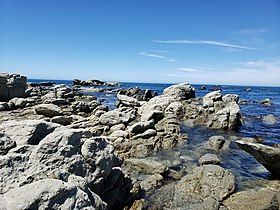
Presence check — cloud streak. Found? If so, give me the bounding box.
[140,51,178,62]
[239,28,271,34]
[153,40,257,50]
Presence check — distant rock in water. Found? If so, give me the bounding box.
[199,85,207,90]
[29,81,56,87]
[262,114,277,125]
[73,79,119,87]
[0,73,27,101]
[210,85,222,91]
[260,98,272,106]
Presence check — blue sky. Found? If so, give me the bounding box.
[0,0,280,86]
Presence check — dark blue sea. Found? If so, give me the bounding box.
[29,79,280,183]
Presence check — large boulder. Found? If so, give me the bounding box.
[0,120,59,145]
[0,73,27,101]
[172,165,235,209]
[223,187,280,210]
[128,120,154,135]
[163,83,195,101]
[99,107,136,126]
[236,140,280,177]
[0,179,106,210]
[0,125,134,209]
[117,93,140,107]
[34,104,62,117]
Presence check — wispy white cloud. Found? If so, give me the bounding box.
[239,28,271,34]
[140,51,178,62]
[140,52,167,59]
[153,39,258,50]
[163,59,280,86]
[146,50,171,53]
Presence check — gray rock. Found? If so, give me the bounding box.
[34,104,62,117]
[223,187,280,210]
[0,102,9,111]
[99,107,136,126]
[117,93,140,107]
[222,94,239,103]
[125,158,167,174]
[128,120,154,135]
[0,133,16,155]
[0,73,27,101]
[236,140,280,177]
[140,109,164,122]
[260,98,272,106]
[208,136,225,150]
[0,120,58,145]
[51,116,73,125]
[203,90,222,106]
[0,179,107,210]
[262,114,277,125]
[198,154,221,165]
[9,97,27,108]
[172,165,235,208]
[163,83,195,101]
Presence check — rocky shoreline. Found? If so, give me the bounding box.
[0,73,279,210]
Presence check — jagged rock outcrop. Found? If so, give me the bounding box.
[0,73,27,101]
[236,140,280,177]
[0,121,135,209]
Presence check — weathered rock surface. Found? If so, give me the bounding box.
[0,73,27,101]
[117,93,140,107]
[163,83,195,101]
[124,158,167,175]
[198,154,221,165]
[236,140,280,177]
[0,179,107,210]
[208,135,225,150]
[0,120,59,145]
[262,114,277,125]
[0,122,134,209]
[223,187,280,210]
[99,107,136,126]
[149,165,235,209]
[34,104,62,117]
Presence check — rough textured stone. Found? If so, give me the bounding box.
[236,140,280,177]
[124,158,167,174]
[117,93,140,107]
[128,120,154,135]
[172,165,235,208]
[208,136,225,150]
[0,179,107,210]
[223,187,280,210]
[262,114,277,125]
[0,73,27,101]
[0,120,59,146]
[99,107,136,126]
[34,104,62,117]
[163,83,195,101]
[198,154,221,165]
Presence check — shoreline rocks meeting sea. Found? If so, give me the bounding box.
[0,72,279,209]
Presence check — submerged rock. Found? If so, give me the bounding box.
[262,114,277,125]
[236,140,280,177]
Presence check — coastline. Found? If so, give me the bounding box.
[0,73,279,209]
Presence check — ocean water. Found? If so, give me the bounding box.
[28,79,280,181]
